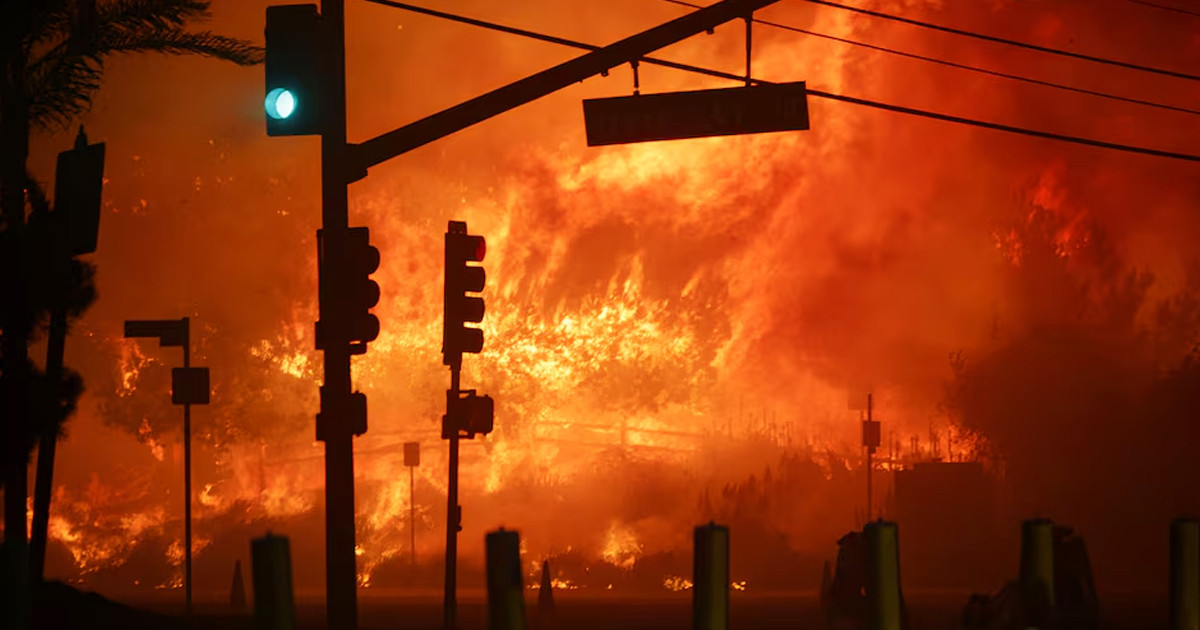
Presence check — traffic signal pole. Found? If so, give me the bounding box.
[182,324,193,614]
[318,0,359,629]
[444,365,461,630]
[351,0,781,170]
[441,222,490,630]
[265,4,783,630]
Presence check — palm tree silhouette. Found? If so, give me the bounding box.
[2,3,262,627]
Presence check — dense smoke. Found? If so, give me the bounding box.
[22,0,1200,596]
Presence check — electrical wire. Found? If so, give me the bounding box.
[361,0,1200,163]
[660,0,1200,117]
[799,0,1200,82]
[1120,0,1200,19]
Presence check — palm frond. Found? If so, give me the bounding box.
[97,28,263,66]
[26,54,103,131]
[25,0,262,131]
[96,0,212,32]
[28,1,75,48]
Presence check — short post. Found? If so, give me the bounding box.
[864,520,903,630]
[486,528,526,630]
[251,533,296,630]
[693,522,730,630]
[1172,518,1200,630]
[1020,518,1056,626]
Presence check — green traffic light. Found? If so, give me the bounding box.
[265,87,296,120]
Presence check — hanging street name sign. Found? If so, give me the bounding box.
[582,81,809,146]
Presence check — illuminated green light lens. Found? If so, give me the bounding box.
[265,88,296,120]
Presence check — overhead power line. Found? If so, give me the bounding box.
[362,0,1200,164]
[804,88,1200,163]
[800,0,1200,82]
[660,0,1200,117]
[1121,0,1200,19]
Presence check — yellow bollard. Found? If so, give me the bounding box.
[250,533,296,630]
[486,528,526,630]
[864,520,904,630]
[1171,518,1200,630]
[1020,518,1056,625]
[693,522,730,630]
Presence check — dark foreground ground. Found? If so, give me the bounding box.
[34,584,1167,630]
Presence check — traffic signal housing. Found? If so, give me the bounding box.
[53,128,105,256]
[265,4,326,136]
[443,220,486,366]
[317,388,367,441]
[442,391,494,439]
[344,227,381,355]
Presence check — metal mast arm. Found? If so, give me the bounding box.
[352,0,779,170]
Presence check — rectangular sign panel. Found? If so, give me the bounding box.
[403,442,420,467]
[172,367,211,405]
[583,81,809,146]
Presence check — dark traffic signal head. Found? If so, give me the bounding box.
[53,128,105,257]
[346,227,380,354]
[265,4,325,136]
[442,391,494,439]
[443,221,487,366]
[465,394,494,436]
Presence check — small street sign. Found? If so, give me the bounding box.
[583,81,809,146]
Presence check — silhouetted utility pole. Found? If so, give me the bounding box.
[2,8,35,630]
[31,126,105,584]
[124,318,210,614]
[862,394,880,521]
[31,306,67,579]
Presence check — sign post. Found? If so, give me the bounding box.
[404,442,420,566]
[124,317,211,614]
[862,394,881,522]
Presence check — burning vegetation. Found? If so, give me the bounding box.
[12,0,1200,598]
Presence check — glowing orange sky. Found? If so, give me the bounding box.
[19,0,1200,595]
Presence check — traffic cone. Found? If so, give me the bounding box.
[820,559,832,599]
[230,559,247,609]
[537,560,556,629]
[819,559,832,613]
